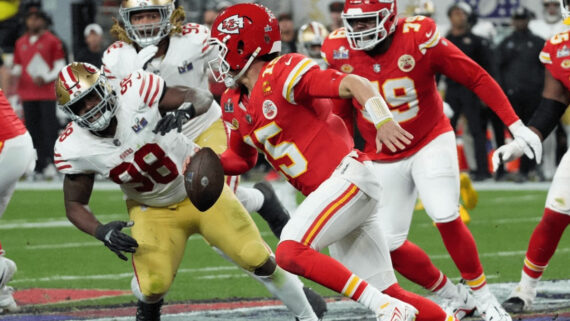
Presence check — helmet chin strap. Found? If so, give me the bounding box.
[224,47,262,88]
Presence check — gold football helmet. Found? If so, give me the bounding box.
[297,21,329,59]
[119,0,175,47]
[56,62,117,131]
[414,0,435,17]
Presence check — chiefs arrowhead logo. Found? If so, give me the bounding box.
[218,14,245,34]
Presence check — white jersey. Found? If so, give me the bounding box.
[529,19,567,40]
[54,71,198,207]
[102,23,222,142]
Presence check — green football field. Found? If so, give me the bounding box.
[1,185,568,310]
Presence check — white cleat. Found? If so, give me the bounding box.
[0,286,19,314]
[476,292,512,321]
[502,284,536,313]
[376,299,418,321]
[441,283,476,320]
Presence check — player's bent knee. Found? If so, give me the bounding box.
[238,240,270,272]
[387,235,407,252]
[133,274,171,303]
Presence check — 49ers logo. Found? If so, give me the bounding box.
[218,14,244,34]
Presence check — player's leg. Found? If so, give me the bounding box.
[195,120,291,238]
[329,211,451,321]
[503,151,570,313]
[0,133,35,314]
[127,199,195,321]
[414,132,509,321]
[200,185,320,321]
[277,157,417,320]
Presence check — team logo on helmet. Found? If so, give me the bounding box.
[218,14,245,34]
[398,54,415,72]
[262,100,278,120]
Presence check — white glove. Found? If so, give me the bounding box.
[508,119,542,164]
[134,45,159,70]
[376,296,418,321]
[491,139,526,172]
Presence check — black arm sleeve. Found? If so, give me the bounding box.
[528,98,568,139]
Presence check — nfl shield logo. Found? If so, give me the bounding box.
[373,64,381,73]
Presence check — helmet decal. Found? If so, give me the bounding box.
[218,14,245,34]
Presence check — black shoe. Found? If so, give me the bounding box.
[295,287,327,321]
[136,299,163,321]
[254,181,291,238]
[502,296,525,314]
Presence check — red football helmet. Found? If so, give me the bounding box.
[342,0,398,51]
[208,3,281,87]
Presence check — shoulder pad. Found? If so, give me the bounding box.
[102,41,138,81]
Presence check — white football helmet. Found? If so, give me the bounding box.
[119,0,175,47]
[56,62,117,132]
[341,0,398,51]
[297,21,329,59]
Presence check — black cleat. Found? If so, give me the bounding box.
[254,181,291,238]
[299,286,327,320]
[502,296,525,314]
[136,299,163,321]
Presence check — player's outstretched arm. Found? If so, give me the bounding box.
[338,74,413,152]
[153,86,214,135]
[64,174,138,261]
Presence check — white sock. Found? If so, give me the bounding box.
[236,186,265,213]
[357,285,394,314]
[435,278,459,299]
[250,265,318,321]
[520,270,540,289]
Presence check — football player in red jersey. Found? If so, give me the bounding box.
[0,89,35,313]
[208,4,463,321]
[496,5,570,311]
[320,1,542,321]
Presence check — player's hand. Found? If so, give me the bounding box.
[153,108,193,136]
[135,45,158,70]
[508,120,542,164]
[375,120,413,153]
[491,139,526,172]
[95,221,138,261]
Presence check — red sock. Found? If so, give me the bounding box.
[276,240,368,298]
[384,283,449,321]
[0,241,3,256]
[523,208,570,279]
[391,241,447,291]
[436,217,483,281]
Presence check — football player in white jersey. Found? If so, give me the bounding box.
[101,0,292,241]
[54,62,324,321]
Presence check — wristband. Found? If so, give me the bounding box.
[364,96,394,129]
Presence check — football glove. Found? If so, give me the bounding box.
[95,221,138,261]
[508,120,542,165]
[491,138,526,172]
[153,105,195,136]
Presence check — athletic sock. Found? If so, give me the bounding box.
[390,240,446,291]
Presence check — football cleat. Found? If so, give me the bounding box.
[502,283,536,313]
[376,298,418,321]
[459,173,478,210]
[302,287,327,320]
[475,292,512,321]
[0,286,19,314]
[136,299,163,321]
[254,181,291,239]
[441,283,476,320]
[0,257,16,289]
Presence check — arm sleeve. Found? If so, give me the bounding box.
[219,128,258,175]
[430,38,519,126]
[292,67,347,100]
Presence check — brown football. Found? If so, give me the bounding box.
[184,147,224,212]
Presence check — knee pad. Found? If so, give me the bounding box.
[131,275,167,304]
[238,240,270,272]
[387,234,407,252]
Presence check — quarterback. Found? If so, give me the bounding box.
[208,4,465,321]
[321,1,542,321]
[102,0,290,239]
[54,63,323,321]
[497,8,570,312]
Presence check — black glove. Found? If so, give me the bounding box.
[153,106,195,136]
[95,221,139,261]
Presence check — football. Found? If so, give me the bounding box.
[184,147,224,212]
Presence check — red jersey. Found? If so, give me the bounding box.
[0,90,27,141]
[220,53,360,195]
[322,16,519,161]
[13,31,65,101]
[539,30,570,90]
